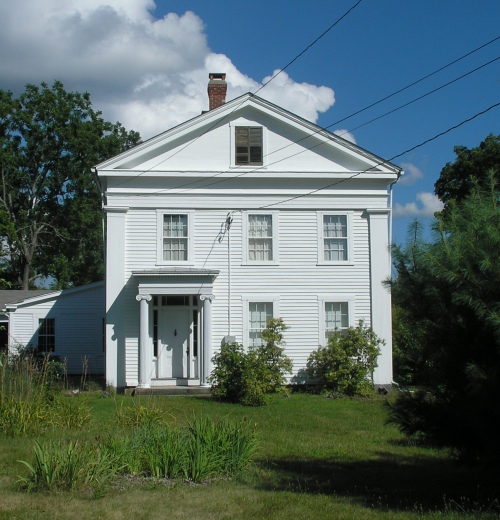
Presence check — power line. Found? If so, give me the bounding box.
[343,55,500,136]
[265,35,500,158]
[254,0,364,96]
[110,1,363,189]
[159,51,499,197]
[132,39,500,198]
[258,100,500,209]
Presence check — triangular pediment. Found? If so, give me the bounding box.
[96,94,400,182]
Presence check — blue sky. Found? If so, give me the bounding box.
[0,0,499,244]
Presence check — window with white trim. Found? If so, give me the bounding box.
[235,126,263,165]
[248,302,273,348]
[319,213,352,263]
[38,318,55,353]
[324,302,349,342]
[248,214,273,261]
[162,214,189,262]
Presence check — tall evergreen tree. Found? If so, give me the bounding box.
[0,81,140,289]
[388,172,500,460]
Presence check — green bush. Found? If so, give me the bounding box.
[210,318,293,406]
[305,321,382,396]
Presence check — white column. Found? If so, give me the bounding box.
[367,209,393,388]
[200,294,215,386]
[136,294,152,388]
[104,206,128,389]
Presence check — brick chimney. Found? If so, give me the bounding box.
[207,73,227,110]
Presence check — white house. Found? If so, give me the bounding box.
[96,73,401,391]
[2,282,105,375]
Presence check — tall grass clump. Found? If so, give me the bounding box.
[0,351,90,436]
[110,416,258,482]
[0,352,52,436]
[186,417,258,479]
[115,398,169,427]
[17,439,120,494]
[17,417,258,493]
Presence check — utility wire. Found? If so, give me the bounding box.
[110,1,362,188]
[266,35,500,158]
[253,0,364,96]
[151,54,499,197]
[258,100,500,209]
[341,55,500,136]
[133,40,500,197]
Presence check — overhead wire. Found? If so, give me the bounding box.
[257,100,500,209]
[110,0,363,189]
[127,35,500,198]
[136,52,499,197]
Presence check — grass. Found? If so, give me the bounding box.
[0,392,499,519]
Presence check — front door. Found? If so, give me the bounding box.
[157,306,191,378]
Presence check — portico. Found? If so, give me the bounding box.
[133,268,219,388]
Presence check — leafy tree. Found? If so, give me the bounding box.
[387,172,500,460]
[435,133,500,207]
[0,81,140,289]
[305,321,382,396]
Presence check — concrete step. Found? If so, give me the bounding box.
[131,386,211,396]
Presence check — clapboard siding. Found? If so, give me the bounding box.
[119,204,377,383]
[7,283,105,375]
[100,93,398,387]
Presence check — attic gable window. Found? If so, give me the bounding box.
[235,127,263,165]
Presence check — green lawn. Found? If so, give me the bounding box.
[0,393,498,519]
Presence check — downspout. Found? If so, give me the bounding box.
[225,212,234,335]
[388,169,402,270]
[388,169,402,390]
[228,220,231,335]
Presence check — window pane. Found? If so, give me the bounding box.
[249,302,273,347]
[164,214,187,237]
[325,302,348,342]
[248,215,273,261]
[38,318,55,353]
[163,214,188,261]
[235,127,262,165]
[324,215,347,237]
[324,238,347,261]
[323,215,348,261]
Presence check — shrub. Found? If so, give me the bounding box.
[210,318,293,406]
[306,321,382,396]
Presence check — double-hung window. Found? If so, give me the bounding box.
[248,302,273,348]
[248,214,273,262]
[324,302,349,342]
[319,213,352,263]
[162,214,189,262]
[38,318,55,353]
[235,127,263,165]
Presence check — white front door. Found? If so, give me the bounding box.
[157,306,191,378]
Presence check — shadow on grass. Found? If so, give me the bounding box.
[255,453,500,515]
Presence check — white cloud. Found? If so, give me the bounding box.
[0,1,335,139]
[333,129,357,144]
[398,162,424,185]
[394,192,444,218]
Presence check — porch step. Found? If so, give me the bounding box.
[131,386,212,397]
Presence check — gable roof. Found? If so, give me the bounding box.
[1,281,105,314]
[95,92,401,178]
[0,290,56,320]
